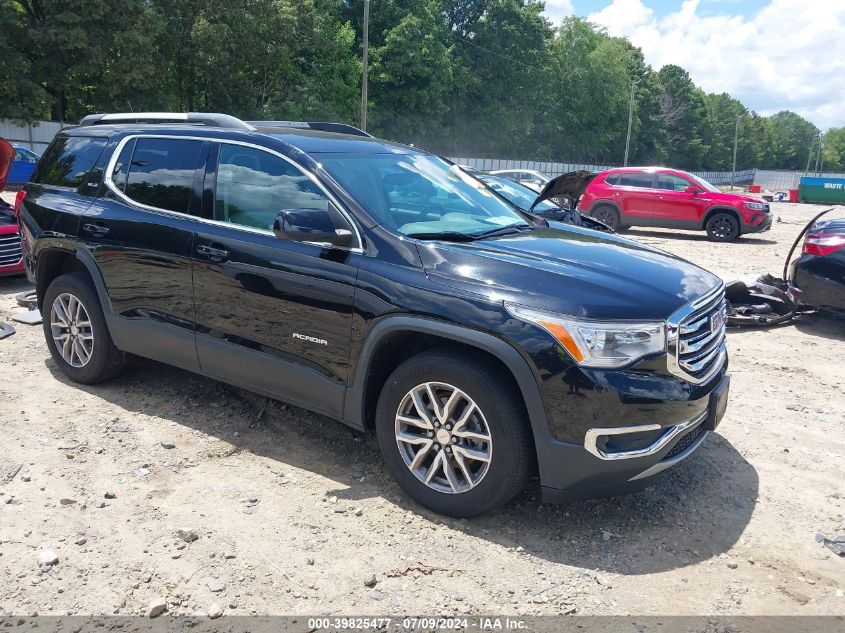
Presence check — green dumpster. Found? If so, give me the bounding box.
[799,176,845,204]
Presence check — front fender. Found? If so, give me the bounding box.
[343,315,557,472]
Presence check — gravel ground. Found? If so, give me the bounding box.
[1,197,843,617]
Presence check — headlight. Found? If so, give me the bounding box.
[507,304,666,368]
[745,201,767,211]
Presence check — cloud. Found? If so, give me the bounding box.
[543,0,575,25]
[587,0,845,130]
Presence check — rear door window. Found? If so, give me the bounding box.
[618,173,654,189]
[121,138,206,215]
[33,135,108,187]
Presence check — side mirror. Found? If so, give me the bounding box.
[685,185,700,195]
[273,207,354,248]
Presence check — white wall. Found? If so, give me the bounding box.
[0,120,71,154]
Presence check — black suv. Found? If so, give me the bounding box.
[19,113,731,517]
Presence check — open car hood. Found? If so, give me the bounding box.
[0,138,14,192]
[529,170,598,212]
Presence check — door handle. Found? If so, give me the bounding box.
[196,244,229,261]
[82,223,110,236]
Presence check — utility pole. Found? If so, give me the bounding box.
[731,113,743,191]
[814,132,823,175]
[805,134,816,176]
[819,135,825,174]
[623,80,637,167]
[360,0,370,133]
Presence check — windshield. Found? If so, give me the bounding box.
[686,172,720,193]
[316,153,527,236]
[477,174,558,213]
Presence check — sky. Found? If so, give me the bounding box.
[541,0,845,130]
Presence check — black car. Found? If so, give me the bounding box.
[474,172,611,231]
[19,112,731,517]
[791,216,845,314]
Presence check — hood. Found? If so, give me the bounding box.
[704,191,765,205]
[417,225,721,321]
[0,138,14,192]
[530,170,598,211]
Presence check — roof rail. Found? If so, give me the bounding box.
[247,120,372,138]
[78,112,256,131]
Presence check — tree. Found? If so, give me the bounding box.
[531,17,629,162]
[443,0,551,156]
[822,127,845,172]
[369,0,453,143]
[767,111,819,170]
[8,0,165,121]
[656,65,710,169]
[0,1,839,172]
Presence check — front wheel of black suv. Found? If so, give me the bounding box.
[705,212,741,241]
[42,273,125,384]
[375,349,533,517]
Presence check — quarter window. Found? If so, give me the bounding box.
[122,138,205,215]
[214,144,328,231]
[33,135,108,187]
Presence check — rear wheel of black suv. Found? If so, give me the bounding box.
[42,273,125,384]
[705,212,741,241]
[375,349,533,517]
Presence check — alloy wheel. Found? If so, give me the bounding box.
[710,216,737,239]
[594,207,618,229]
[394,382,492,494]
[50,292,94,368]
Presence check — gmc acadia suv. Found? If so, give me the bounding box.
[581,167,772,241]
[19,113,731,517]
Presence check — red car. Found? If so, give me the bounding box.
[0,138,25,276]
[580,167,772,241]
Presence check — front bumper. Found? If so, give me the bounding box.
[742,213,772,234]
[537,373,730,503]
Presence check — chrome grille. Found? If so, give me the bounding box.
[0,232,23,267]
[667,284,727,384]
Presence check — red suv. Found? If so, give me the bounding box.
[580,167,772,241]
[0,139,25,276]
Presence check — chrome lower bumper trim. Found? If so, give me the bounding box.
[584,410,708,461]
[629,427,708,481]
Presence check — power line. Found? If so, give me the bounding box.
[447,32,540,72]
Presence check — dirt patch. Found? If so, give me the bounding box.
[0,197,843,616]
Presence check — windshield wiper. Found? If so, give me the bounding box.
[471,224,532,239]
[404,230,478,241]
[405,224,531,242]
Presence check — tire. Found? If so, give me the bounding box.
[375,349,533,517]
[705,212,740,241]
[42,272,125,384]
[591,205,622,231]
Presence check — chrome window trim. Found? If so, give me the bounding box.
[583,410,708,461]
[102,134,364,253]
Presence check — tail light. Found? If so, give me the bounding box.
[13,189,26,218]
[803,231,845,256]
